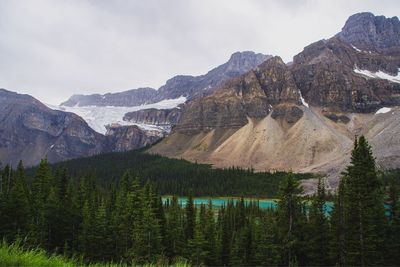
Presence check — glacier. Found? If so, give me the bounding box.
[48,96,187,134]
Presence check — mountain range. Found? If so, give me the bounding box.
[1,12,399,190]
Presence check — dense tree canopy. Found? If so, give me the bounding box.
[0,136,399,266]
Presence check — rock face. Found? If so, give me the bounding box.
[155,51,271,101]
[105,125,164,152]
[291,37,400,113]
[337,12,400,54]
[123,108,182,127]
[0,89,168,166]
[61,51,271,107]
[175,56,302,134]
[0,89,109,166]
[61,87,157,107]
[150,12,400,190]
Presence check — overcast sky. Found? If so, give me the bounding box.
[0,0,399,104]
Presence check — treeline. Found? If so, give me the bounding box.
[26,150,314,198]
[0,136,399,266]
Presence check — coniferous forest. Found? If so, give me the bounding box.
[1,136,400,266]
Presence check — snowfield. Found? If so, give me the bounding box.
[375,107,392,114]
[354,68,400,84]
[48,96,187,134]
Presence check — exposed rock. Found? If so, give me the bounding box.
[150,13,400,191]
[62,51,271,107]
[337,12,400,54]
[105,124,164,152]
[155,51,271,101]
[61,87,157,107]
[322,111,350,124]
[291,37,400,113]
[271,104,304,124]
[0,89,109,167]
[175,56,302,134]
[123,108,182,126]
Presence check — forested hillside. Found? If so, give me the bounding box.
[25,149,313,198]
[1,136,399,266]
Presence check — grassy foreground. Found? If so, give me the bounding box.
[0,240,190,267]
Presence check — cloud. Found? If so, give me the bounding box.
[0,0,399,104]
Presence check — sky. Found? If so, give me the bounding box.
[0,0,399,105]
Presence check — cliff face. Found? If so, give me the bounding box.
[150,12,400,189]
[105,125,164,152]
[175,57,302,134]
[61,87,157,107]
[291,37,400,113]
[337,12,400,54]
[0,89,109,166]
[123,108,182,127]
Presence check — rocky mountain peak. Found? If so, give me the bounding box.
[337,12,400,54]
[225,51,269,69]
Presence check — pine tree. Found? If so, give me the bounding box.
[276,172,304,266]
[254,213,280,266]
[3,161,30,240]
[185,191,195,242]
[188,222,209,266]
[31,158,54,246]
[385,177,400,265]
[341,136,385,266]
[329,178,347,266]
[306,178,330,266]
[166,196,185,258]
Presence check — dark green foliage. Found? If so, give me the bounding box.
[1,135,399,266]
[331,136,388,266]
[26,150,314,198]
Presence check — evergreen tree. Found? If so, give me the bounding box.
[276,172,304,266]
[2,161,30,240]
[166,196,185,258]
[385,177,400,265]
[254,213,280,266]
[341,136,385,266]
[306,178,330,266]
[185,191,195,242]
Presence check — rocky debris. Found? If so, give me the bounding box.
[105,124,164,152]
[322,111,350,124]
[150,12,400,190]
[62,51,271,107]
[123,108,182,127]
[271,104,304,124]
[337,12,400,54]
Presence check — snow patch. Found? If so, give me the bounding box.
[50,96,187,134]
[375,107,391,114]
[354,68,400,84]
[299,91,309,108]
[351,45,362,52]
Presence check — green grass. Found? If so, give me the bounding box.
[0,240,191,267]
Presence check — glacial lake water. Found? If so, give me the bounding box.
[162,196,334,214]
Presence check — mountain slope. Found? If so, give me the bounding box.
[0,89,108,166]
[149,12,400,188]
[61,51,270,107]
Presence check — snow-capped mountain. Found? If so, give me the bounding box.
[51,96,186,134]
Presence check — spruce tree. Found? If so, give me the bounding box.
[341,136,385,266]
[276,172,304,266]
[306,178,330,266]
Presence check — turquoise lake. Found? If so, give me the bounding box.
[162,197,334,214]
